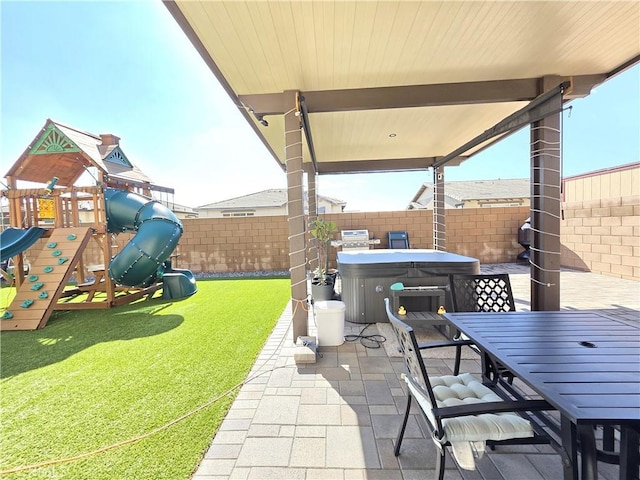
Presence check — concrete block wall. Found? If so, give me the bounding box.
[561,195,640,280]
[561,163,640,281]
[322,207,531,266]
[446,207,530,263]
[174,208,529,273]
[179,210,438,273]
[14,203,638,281]
[75,202,639,281]
[179,217,290,273]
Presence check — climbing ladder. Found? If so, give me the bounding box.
[0,227,93,331]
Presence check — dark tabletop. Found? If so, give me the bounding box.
[443,310,640,425]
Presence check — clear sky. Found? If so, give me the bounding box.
[2,1,638,212]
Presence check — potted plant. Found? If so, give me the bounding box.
[309,217,337,300]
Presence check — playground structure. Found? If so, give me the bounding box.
[0,119,197,331]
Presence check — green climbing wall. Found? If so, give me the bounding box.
[0,227,92,331]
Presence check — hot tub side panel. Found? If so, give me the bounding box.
[338,251,480,324]
[340,266,407,323]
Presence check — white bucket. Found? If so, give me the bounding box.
[315,300,346,347]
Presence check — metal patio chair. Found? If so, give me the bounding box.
[448,273,516,382]
[387,230,410,249]
[449,273,516,313]
[384,298,553,480]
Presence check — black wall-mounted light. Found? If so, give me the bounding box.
[247,106,268,127]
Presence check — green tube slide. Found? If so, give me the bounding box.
[104,188,190,291]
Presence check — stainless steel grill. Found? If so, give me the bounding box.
[331,229,380,251]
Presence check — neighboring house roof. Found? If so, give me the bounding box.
[409,178,530,209]
[159,201,198,216]
[78,199,197,216]
[197,189,346,211]
[197,189,287,210]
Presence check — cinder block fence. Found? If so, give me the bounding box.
[166,203,636,281]
[18,201,639,282]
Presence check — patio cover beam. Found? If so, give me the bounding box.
[237,75,601,116]
[432,81,570,169]
[299,96,318,173]
[315,156,468,174]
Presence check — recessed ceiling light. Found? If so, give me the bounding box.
[388,133,397,138]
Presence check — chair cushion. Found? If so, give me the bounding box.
[406,372,533,443]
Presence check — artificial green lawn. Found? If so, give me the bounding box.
[0,279,290,479]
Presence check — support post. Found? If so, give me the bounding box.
[530,80,562,310]
[433,167,446,251]
[6,176,19,228]
[285,90,308,342]
[54,192,64,228]
[102,234,116,304]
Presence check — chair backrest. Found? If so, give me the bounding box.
[383,298,438,407]
[449,274,516,312]
[387,231,410,249]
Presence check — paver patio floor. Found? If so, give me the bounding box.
[193,264,639,480]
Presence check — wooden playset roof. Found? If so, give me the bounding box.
[4,119,158,190]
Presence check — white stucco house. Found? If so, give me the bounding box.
[195,189,346,218]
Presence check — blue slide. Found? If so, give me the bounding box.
[104,188,197,299]
[0,227,47,263]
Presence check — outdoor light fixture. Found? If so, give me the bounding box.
[388,133,397,137]
[256,114,268,127]
[246,105,269,127]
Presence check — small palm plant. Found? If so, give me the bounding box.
[309,217,337,286]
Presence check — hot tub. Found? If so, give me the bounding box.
[337,249,480,323]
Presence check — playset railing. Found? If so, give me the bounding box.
[3,186,106,231]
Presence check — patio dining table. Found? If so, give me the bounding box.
[443,310,640,480]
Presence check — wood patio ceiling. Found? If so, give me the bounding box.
[164,1,640,175]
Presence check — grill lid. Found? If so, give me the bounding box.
[341,229,370,242]
[332,229,381,251]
